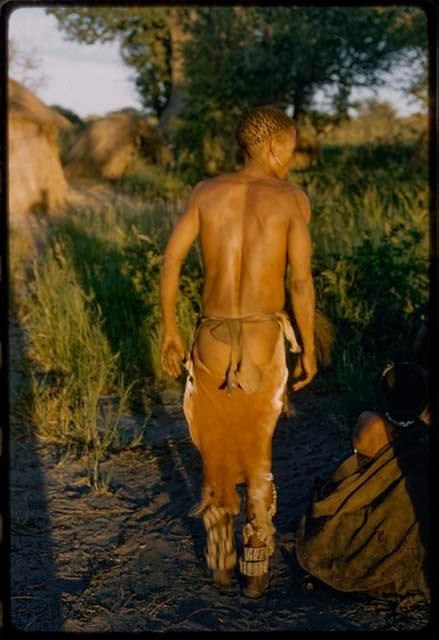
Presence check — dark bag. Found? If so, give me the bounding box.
[295,426,430,600]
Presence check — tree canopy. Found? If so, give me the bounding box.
[47,5,427,174]
[47,6,194,121]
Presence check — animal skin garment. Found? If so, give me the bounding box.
[183,311,300,518]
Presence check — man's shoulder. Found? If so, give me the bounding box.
[191,175,226,197]
[191,178,210,195]
[280,183,311,224]
[192,175,310,213]
[280,181,307,197]
[267,180,308,202]
[192,173,247,203]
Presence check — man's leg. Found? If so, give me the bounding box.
[202,504,237,587]
[240,472,277,597]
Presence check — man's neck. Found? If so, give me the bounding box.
[238,157,278,180]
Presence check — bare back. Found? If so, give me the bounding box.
[197,172,299,316]
[195,172,306,373]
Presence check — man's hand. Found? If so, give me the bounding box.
[291,352,317,391]
[161,330,185,378]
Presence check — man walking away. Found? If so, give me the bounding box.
[160,106,316,598]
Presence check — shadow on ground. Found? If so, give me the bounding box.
[9,309,67,631]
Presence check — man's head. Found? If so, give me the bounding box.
[235,106,296,178]
[379,361,429,423]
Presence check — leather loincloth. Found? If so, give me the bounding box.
[186,310,301,406]
[183,311,300,515]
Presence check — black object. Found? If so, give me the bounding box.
[379,361,429,423]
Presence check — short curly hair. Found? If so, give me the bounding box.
[235,106,295,155]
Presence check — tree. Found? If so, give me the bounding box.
[177,6,427,174]
[183,7,427,118]
[395,8,428,112]
[48,6,427,174]
[46,6,194,126]
[8,38,48,94]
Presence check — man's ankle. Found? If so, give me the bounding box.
[213,568,234,588]
[242,572,269,598]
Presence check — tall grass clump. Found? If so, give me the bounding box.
[290,142,429,418]
[24,239,142,490]
[115,158,190,201]
[49,198,203,401]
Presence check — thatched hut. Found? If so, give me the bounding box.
[64,112,164,181]
[8,78,73,215]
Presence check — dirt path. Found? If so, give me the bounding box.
[9,386,430,632]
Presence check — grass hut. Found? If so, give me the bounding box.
[64,112,163,181]
[8,78,73,215]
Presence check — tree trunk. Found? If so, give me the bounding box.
[292,82,312,125]
[159,8,193,129]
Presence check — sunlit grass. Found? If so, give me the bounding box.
[20,241,142,489]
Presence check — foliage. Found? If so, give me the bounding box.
[299,144,429,417]
[177,6,427,170]
[22,241,143,490]
[49,104,83,126]
[8,38,48,93]
[324,100,427,146]
[46,6,190,118]
[188,7,426,116]
[115,158,189,200]
[48,6,427,176]
[45,198,202,401]
[58,119,89,166]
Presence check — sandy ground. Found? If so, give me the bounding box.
[7,203,431,632]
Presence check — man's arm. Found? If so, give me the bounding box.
[287,209,317,391]
[288,187,311,225]
[159,183,202,377]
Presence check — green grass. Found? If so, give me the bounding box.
[11,142,429,459]
[19,240,145,490]
[115,157,190,201]
[289,143,429,415]
[45,199,203,397]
